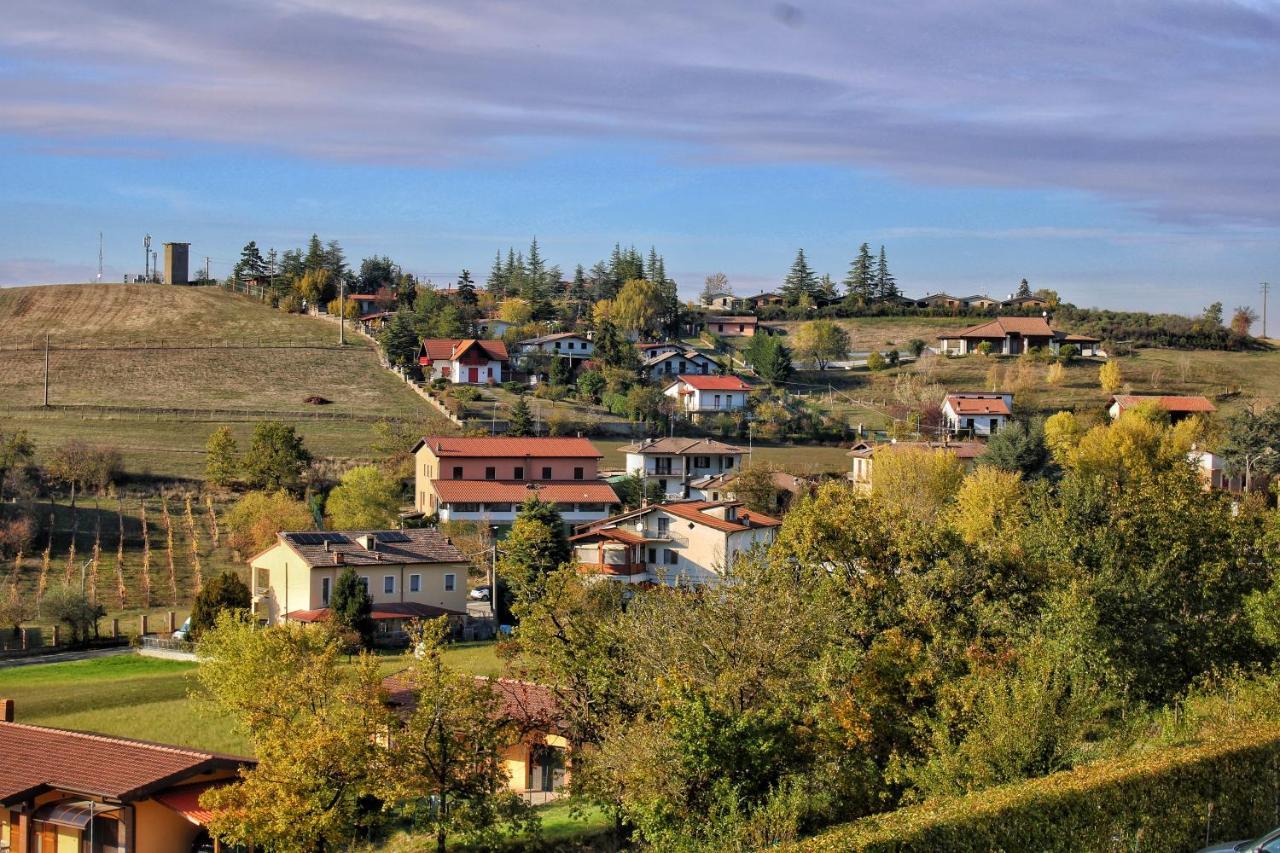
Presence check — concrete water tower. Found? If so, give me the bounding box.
[163,242,190,284]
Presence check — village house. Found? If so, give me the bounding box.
[1188,445,1245,493]
[621,437,745,499]
[417,338,509,384]
[702,294,745,312]
[942,391,1014,436]
[383,675,569,803]
[476,316,514,338]
[962,294,1000,310]
[571,500,781,586]
[0,699,253,853]
[916,292,967,311]
[1106,394,1217,424]
[663,374,753,417]
[513,332,594,371]
[412,436,619,527]
[847,438,986,491]
[642,349,719,382]
[706,315,759,337]
[744,292,785,310]
[249,529,471,642]
[1000,294,1051,310]
[937,316,1100,356]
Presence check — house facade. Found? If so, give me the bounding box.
[0,700,253,853]
[571,500,780,586]
[1107,394,1217,423]
[621,437,745,499]
[1189,446,1244,492]
[642,349,719,382]
[942,392,1014,436]
[847,439,985,491]
[706,315,758,337]
[513,333,594,370]
[663,375,752,416]
[936,317,1099,357]
[703,295,744,312]
[412,436,620,526]
[249,530,470,639]
[417,338,509,384]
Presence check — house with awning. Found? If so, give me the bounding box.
[0,699,253,853]
[937,317,1101,356]
[942,391,1014,436]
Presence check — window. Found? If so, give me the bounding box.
[359,576,370,593]
[714,394,722,409]
[541,466,552,479]
[664,548,678,565]
[577,502,606,512]
[566,341,575,350]
[486,502,514,513]
[654,457,672,475]
[321,576,331,606]
[990,418,999,434]
[409,574,421,593]
[485,466,496,480]
[444,573,456,592]
[693,456,710,469]
[452,466,463,479]
[452,502,481,512]
[724,456,735,469]
[514,466,524,480]
[573,466,584,480]
[383,575,395,594]
[647,547,657,563]
[657,516,669,536]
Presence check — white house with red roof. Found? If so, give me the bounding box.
[663,374,752,416]
[412,436,620,526]
[417,338,509,384]
[570,500,780,586]
[942,391,1014,436]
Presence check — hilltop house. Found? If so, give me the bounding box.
[703,294,745,312]
[621,437,745,499]
[663,375,752,417]
[1106,395,1217,423]
[637,342,685,361]
[0,699,253,853]
[249,529,471,641]
[383,675,569,802]
[571,500,780,586]
[706,315,759,337]
[412,436,619,526]
[937,317,1100,356]
[417,338,509,384]
[642,349,719,382]
[942,392,1014,436]
[1000,294,1051,310]
[847,439,986,491]
[513,332,594,371]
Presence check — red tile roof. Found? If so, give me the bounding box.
[942,317,1055,339]
[945,394,1012,416]
[707,316,758,324]
[383,675,563,730]
[152,780,233,826]
[431,479,619,504]
[668,375,752,392]
[418,338,509,362]
[286,602,465,622]
[1108,395,1217,413]
[578,500,780,537]
[275,529,465,568]
[848,439,986,460]
[619,437,745,455]
[0,721,249,803]
[414,436,603,458]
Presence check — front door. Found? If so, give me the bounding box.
[468,367,479,383]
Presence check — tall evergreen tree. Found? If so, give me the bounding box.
[874,245,899,300]
[455,269,477,306]
[304,234,325,271]
[843,243,876,301]
[486,250,507,300]
[817,274,839,305]
[236,242,267,278]
[1017,278,1033,298]
[568,264,590,320]
[781,249,818,306]
[329,566,374,647]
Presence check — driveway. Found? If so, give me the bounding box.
[0,645,134,669]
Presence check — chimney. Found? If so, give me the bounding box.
[323,540,330,552]
[1,698,13,723]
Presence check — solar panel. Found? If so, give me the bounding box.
[376,532,410,543]
[291,532,349,545]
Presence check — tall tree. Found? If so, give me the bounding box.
[240,421,311,490]
[792,319,850,370]
[454,269,477,306]
[189,571,251,639]
[235,241,267,279]
[1016,277,1033,298]
[745,335,793,384]
[204,427,239,488]
[497,497,570,603]
[874,245,899,299]
[507,396,534,437]
[325,466,401,529]
[781,249,818,306]
[843,243,876,301]
[700,272,732,305]
[330,565,375,647]
[612,278,662,339]
[568,264,591,320]
[486,250,508,301]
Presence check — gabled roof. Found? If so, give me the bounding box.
[1107,395,1217,414]
[574,500,780,538]
[272,529,466,568]
[945,393,1012,416]
[848,439,986,460]
[517,332,591,346]
[0,721,250,804]
[941,317,1055,339]
[413,436,603,458]
[619,437,745,456]
[666,375,752,392]
[418,338,509,361]
[430,480,619,504]
[706,315,758,324]
[645,349,716,366]
[383,675,563,730]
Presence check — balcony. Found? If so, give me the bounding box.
[577,560,647,577]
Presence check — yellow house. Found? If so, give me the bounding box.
[0,699,252,853]
[250,529,471,642]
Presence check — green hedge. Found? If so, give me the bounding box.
[792,726,1280,852]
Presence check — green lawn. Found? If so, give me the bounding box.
[0,642,504,755]
[375,800,613,851]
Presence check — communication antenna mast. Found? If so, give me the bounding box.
[1262,281,1271,340]
[143,234,151,281]
[97,232,103,282]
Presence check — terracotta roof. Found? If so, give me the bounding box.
[941,317,1055,339]
[848,439,986,460]
[1062,333,1101,343]
[945,394,1012,416]
[286,602,465,622]
[570,526,647,545]
[152,780,234,826]
[274,529,465,568]
[418,338,509,362]
[0,721,249,804]
[1108,395,1217,414]
[667,375,753,392]
[707,315,758,324]
[383,675,562,729]
[431,479,619,504]
[349,294,381,301]
[413,436,602,458]
[579,500,780,537]
[619,437,746,455]
[517,332,590,346]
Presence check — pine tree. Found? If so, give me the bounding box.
[487,251,507,300]
[304,234,325,270]
[843,243,876,301]
[874,245,899,299]
[236,242,267,279]
[781,249,818,306]
[455,269,477,306]
[1017,278,1032,298]
[817,274,839,305]
[568,265,590,320]
[507,396,534,437]
[329,566,374,647]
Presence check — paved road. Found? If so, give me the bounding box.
[0,645,134,669]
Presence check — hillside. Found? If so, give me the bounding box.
[0,284,454,478]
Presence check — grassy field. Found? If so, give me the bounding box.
[767,315,964,352]
[0,284,454,480]
[0,642,503,755]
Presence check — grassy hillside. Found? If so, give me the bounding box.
[0,284,454,479]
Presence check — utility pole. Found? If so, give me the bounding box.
[338,275,346,345]
[204,257,211,282]
[152,251,158,283]
[143,234,151,282]
[1262,281,1271,340]
[97,232,103,282]
[42,332,50,407]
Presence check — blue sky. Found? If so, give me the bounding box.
[1,0,1278,318]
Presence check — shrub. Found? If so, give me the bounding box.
[866,351,887,372]
[431,377,449,391]
[501,380,526,395]
[887,350,900,367]
[789,726,1280,852]
[533,383,567,401]
[546,410,580,436]
[976,341,994,356]
[1058,343,1079,363]
[908,339,928,358]
[450,386,481,403]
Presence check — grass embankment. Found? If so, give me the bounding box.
[0,642,503,755]
[0,284,454,480]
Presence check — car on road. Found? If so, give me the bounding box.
[1198,826,1280,852]
[469,585,491,601]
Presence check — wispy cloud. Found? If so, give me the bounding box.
[1,0,1278,225]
